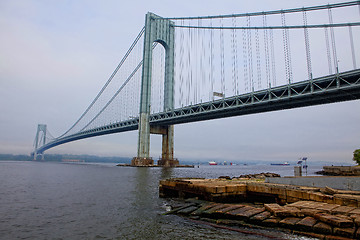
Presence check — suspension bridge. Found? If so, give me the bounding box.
[33,1,360,166]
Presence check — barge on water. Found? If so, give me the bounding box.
[270,162,290,166]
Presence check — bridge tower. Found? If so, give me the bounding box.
[131,12,178,166]
[33,124,47,160]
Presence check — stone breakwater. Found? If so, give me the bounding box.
[316,166,360,176]
[160,178,360,239]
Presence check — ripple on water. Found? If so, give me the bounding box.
[0,161,317,240]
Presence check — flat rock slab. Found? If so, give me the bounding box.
[295,216,317,231]
[356,227,360,239]
[331,205,356,215]
[283,206,303,217]
[204,204,230,214]
[249,211,271,223]
[289,201,340,212]
[164,203,196,215]
[313,222,332,235]
[300,208,324,217]
[287,201,310,209]
[264,203,301,217]
[350,214,360,226]
[215,204,245,214]
[279,217,301,229]
[226,206,254,218]
[264,203,283,215]
[177,206,199,215]
[333,227,356,239]
[262,216,281,227]
[334,194,360,207]
[231,206,265,219]
[191,203,218,216]
[317,203,340,212]
[349,208,360,215]
[239,207,266,219]
[314,213,353,228]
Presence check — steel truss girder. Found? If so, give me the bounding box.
[149,69,360,125]
[36,118,139,153]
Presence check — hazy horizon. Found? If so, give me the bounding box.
[1,0,359,164]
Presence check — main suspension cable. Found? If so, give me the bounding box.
[163,1,359,20]
[58,27,145,138]
[173,22,360,30]
[80,43,159,132]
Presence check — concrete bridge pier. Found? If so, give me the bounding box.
[131,125,179,166]
[33,152,45,161]
[153,125,179,167]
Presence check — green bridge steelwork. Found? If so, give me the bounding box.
[35,69,360,155]
[33,1,360,165]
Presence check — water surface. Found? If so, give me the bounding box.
[0,161,317,239]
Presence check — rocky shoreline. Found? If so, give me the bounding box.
[316,166,360,176]
[164,198,360,239]
[160,176,360,239]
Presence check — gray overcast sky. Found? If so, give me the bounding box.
[0,0,359,164]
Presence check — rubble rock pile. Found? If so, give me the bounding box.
[237,172,281,179]
[218,173,281,180]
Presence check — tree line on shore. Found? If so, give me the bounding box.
[0,153,130,163]
[354,149,360,165]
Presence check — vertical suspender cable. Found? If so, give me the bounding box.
[247,15,254,92]
[324,28,333,74]
[132,46,137,117]
[255,28,261,90]
[348,26,357,69]
[231,17,239,95]
[194,19,198,104]
[190,20,195,104]
[124,72,129,118]
[303,9,312,80]
[179,20,184,107]
[269,28,277,87]
[187,20,191,105]
[199,18,206,102]
[220,17,225,97]
[242,26,249,92]
[198,18,202,102]
[282,12,288,84]
[231,17,236,95]
[263,14,271,89]
[328,7,339,74]
[210,19,214,101]
[281,12,292,84]
[173,28,177,108]
[160,46,164,112]
[150,47,154,114]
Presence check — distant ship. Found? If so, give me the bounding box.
[209,161,217,165]
[270,162,290,166]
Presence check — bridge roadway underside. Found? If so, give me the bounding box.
[37,69,360,154]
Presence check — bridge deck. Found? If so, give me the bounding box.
[36,69,360,153]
